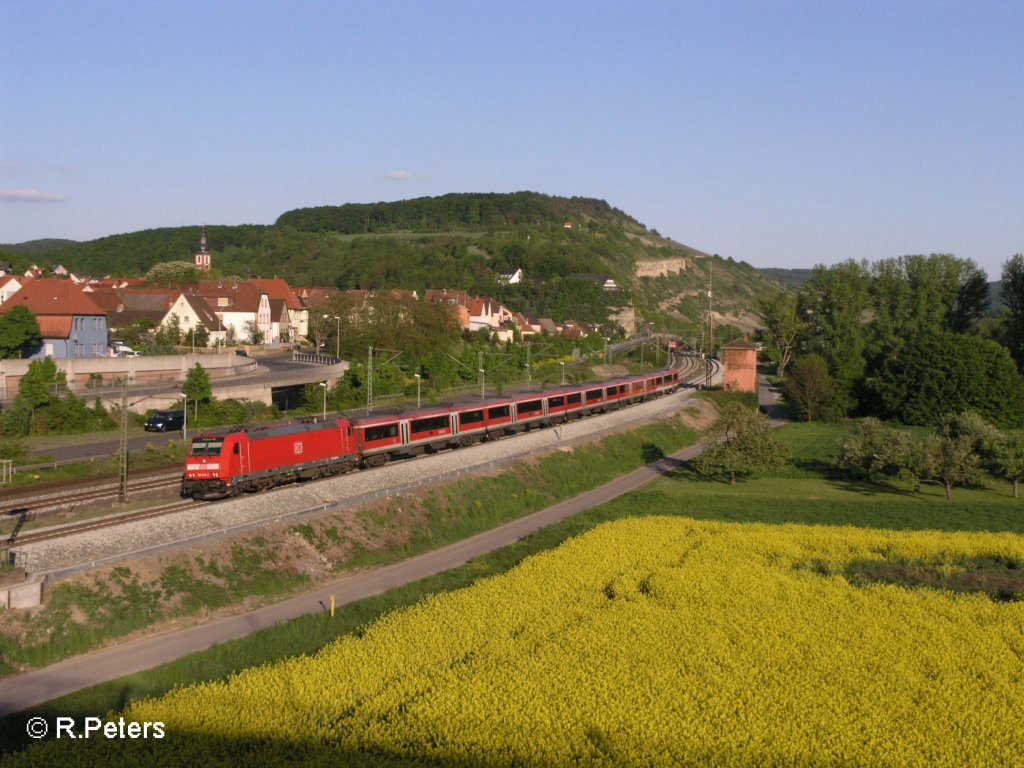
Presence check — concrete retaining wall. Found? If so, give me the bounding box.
[0,575,43,610]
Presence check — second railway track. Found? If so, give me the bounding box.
[7,499,204,548]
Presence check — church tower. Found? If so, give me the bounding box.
[194,227,211,271]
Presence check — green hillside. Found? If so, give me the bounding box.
[3,193,783,334]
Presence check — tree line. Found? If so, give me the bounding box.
[274,192,638,234]
[759,253,1024,428]
[689,400,1024,503]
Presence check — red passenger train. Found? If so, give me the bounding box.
[181,367,682,500]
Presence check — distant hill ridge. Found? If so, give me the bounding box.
[0,192,785,336]
[276,191,644,234]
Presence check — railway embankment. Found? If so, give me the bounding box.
[17,387,706,578]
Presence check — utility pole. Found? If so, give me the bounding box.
[708,260,714,356]
[706,260,714,389]
[119,383,129,503]
[366,345,373,414]
[478,350,485,399]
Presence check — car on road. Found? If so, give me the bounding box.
[145,409,185,432]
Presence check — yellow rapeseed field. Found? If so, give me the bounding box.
[7,518,1024,767]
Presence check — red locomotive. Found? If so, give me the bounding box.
[181,367,681,500]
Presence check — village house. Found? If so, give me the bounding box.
[424,289,472,330]
[0,275,24,305]
[193,280,273,344]
[249,278,307,340]
[158,292,226,347]
[468,296,514,332]
[86,286,178,336]
[0,278,108,358]
[497,267,523,285]
[569,272,621,291]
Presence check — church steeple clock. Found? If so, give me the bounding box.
[194,227,211,271]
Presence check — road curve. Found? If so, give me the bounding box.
[0,438,706,717]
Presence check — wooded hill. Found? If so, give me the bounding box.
[0,192,783,337]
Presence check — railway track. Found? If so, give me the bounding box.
[5,355,718,555]
[0,472,181,519]
[7,498,203,548]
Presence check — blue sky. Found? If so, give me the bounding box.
[1,1,1021,278]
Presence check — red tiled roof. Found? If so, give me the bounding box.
[249,278,302,310]
[0,278,105,317]
[193,280,266,313]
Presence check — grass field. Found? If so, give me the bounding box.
[3,419,1023,763]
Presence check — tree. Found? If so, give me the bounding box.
[155,314,183,347]
[190,324,210,349]
[928,411,996,502]
[987,429,1024,499]
[244,319,264,345]
[836,418,908,482]
[797,260,872,413]
[144,261,202,286]
[1001,254,1024,371]
[783,354,834,422]
[308,313,335,354]
[694,401,789,484]
[868,254,990,354]
[871,331,1024,428]
[757,293,799,377]
[0,305,42,359]
[183,363,212,418]
[14,356,64,433]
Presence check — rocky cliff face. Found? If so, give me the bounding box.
[634,257,688,279]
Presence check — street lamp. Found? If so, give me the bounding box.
[323,314,341,358]
[181,390,188,444]
[413,373,421,408]
[559,361,566,385]
[319,382,327,421]
[479,368,485,400]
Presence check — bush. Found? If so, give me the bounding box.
[0,438,29,464]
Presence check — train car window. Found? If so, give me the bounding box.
[548,396,564,408]
[233,443,240,454]
[487,405,510,419]
[190,439,224,456]
[365,424,399,442]
[411,415,450,433]
[586,388,603,402]
[568,393,582,405]
[459,410,484,426]
[517,399,542,414]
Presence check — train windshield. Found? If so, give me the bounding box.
[190,439,224,456]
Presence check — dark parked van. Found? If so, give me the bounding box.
[145,409,185,432]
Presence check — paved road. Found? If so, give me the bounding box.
[23,352,330,464]
[0,440,706,717]
[758,374,787,420]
